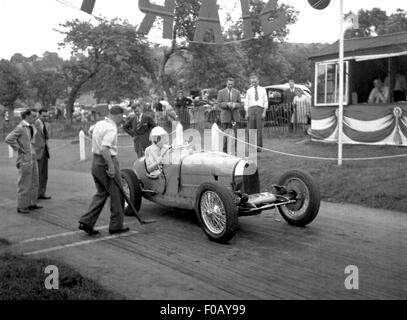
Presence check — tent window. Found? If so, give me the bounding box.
[315,62,349,106]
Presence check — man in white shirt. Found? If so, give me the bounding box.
[368,79,389,104]
[245,75,268,151]
[78,105,129,236]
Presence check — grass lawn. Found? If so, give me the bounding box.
[2,134,406,213]
[258,138,407,213]
[0,251,122,300]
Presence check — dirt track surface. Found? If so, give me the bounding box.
[0,164,406,300]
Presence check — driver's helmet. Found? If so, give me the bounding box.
[150,126,168,142]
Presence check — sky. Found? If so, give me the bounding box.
[0,0,406,60]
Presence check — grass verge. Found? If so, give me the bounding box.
[258,138,407,213]
[0,253,123,300]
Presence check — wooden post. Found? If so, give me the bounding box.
[8,146,13,159]
[211,123,220,152]
[175,123,183,146]
[388,57,394,103]
[338,0,344,166]
[79,130,86,161]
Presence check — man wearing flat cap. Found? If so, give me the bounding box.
[123,103,155,158]
[78,105,130,236]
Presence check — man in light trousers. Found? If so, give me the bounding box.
[5,108,42,213]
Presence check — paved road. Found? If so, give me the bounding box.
[0,164,406,300]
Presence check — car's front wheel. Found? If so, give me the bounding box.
[277,170,320,226]
[196,182,238,244]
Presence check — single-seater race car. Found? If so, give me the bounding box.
[121,143,320,243]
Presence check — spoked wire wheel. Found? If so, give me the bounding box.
[200,191,227,235]
[196,182,238,243]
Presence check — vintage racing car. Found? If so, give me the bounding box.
[120,145,320,243]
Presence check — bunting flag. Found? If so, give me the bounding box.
[80,0,96,14]
[309,105,407,146]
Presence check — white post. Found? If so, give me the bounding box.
[79,130,86,161]
[211,123,220,152]
[338,0,344,166]
[175,123,183,146]
[8,146,13,158]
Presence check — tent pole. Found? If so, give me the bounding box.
[338,0,344,166]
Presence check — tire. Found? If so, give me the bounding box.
[120,169,142,216]
[195,182,238,244]
[277,170,320,227]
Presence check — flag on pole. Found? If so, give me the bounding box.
[80,0,96,14]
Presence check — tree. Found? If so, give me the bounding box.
[345,8,407,39]
[156,0,298,97]
[28,52,67,108]
[0,59,25,117]
[155,0,202,101]
[30,70,67,107]
[57,18,155,119]
[224,0,298,86]
[379,9,407,35]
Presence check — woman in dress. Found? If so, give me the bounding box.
[292,88,311,135]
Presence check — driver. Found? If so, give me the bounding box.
[145,126,170,178]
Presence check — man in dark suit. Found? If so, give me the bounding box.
[217,78,242,153]
[284,80,297,133]
[33,109,51,200]
[284,80,297,104]
[123,104,155,158]
[5,108,42,214]
[175,90,192,130]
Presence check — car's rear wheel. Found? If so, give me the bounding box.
[120,169,142,216]
[277,170,320,226]
[196,182,238,244]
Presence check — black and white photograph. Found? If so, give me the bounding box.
[0,0,406,308]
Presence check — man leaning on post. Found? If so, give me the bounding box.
[78,105,129,236]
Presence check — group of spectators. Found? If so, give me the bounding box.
[123,75,311,157]
[368,74,407,104]
[5,108,51,214]
[122,75,313,157]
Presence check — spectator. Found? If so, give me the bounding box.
[292,88,311,135]
[123,104,156,158]
[284,80,297,104]
[192,91,210,131]
[160,99,177,131]
[153,97,165,127]
[217,78,242,153]
[368,79,389,104]
[203,92,219,127]
[393,74,407,102]
[33,109,51,200]
[5,108,42,214]
[245,75,268,152]
[175,90,191,129]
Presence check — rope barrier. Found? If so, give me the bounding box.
[219,129,407,162]
[77,127,407,161]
